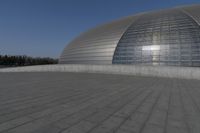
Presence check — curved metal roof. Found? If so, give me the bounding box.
[60,4,200,66]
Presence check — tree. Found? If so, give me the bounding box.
[0,55,58,67]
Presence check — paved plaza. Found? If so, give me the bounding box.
[0,72,200,133]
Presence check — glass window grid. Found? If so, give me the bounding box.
[113,10,200,66]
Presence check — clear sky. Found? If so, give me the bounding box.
[0,0,199,58]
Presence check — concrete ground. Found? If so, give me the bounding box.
[0,72,200,133]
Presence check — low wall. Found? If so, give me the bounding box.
[0,64,200,80]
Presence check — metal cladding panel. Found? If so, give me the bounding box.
[60,4,200,66]
[181,5,200,25]
[113,6,200,67]
[59,16,138,64]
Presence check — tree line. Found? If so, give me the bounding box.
[0,55,58,67]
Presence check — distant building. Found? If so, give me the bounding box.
[60,4,200,66]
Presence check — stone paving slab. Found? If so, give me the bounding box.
[0,72,200,133]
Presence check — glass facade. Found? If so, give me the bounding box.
[113,9,200,66]
[60,5,200,66]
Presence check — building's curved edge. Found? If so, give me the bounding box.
[0,64,200,80]
[59,4,200,65]
[111,16,140,64]
[59,16,138,64]
[180,4,200,25]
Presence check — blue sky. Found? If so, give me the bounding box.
[0,0,199,58]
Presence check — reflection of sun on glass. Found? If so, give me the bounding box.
[142,45,160,51]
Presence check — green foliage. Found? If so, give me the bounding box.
[0,55,58,66]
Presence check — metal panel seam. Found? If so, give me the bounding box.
[180,8,200,26]
[111,16,141,64]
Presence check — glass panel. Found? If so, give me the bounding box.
[113,9,200,66]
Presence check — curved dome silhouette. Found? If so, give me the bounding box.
[60,4,200,66]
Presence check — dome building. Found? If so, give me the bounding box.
[59,4,200,66]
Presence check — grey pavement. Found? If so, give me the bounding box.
[0,72,200,133]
